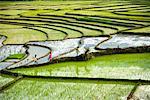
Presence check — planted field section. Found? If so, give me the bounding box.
[46,23,102,36]
[0,76,14,87]
[37,25,81,39]
[0,28,47,44]
[0,78,134,100]
[0,10,28,16]
[133,85,150,100]
[113,10,150,17]
[21,16,105,36]
[67,3,150,21]
[12,53,150,80]
[0,24,22,29]
[26,26,67,40]
[0,0,149,44]
[63,1,150,33]
[124,26,150,35]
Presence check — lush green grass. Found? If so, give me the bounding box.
[0,24,22,29]
[0,76,14,87]
[133,85,150,99]
[49,23,102,36]
[126,26,150,33]
[0,77,134,100]
[29,27,66,40]
[12,53,150,80]
[51,27,80,38]
[88,5,142,11]
[0,10,28,16]
[67,10,150,21]
[115,11,150,16]
[21,10,54,16]
[77,17,133,27]
[0,28,47,44]
[6,20,47,25]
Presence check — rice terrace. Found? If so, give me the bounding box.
[0,0,150,99]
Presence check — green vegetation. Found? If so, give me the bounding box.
[0,76,14,87]
[21,10,54,16]
[29,27,66,40]
[0,24,22,29]
[0,28,46,44]
[0,10,28,16]
[0,78,134,100]
[6,53,26,60]
[67,10,150,21]
[0,0,150,99]
[126,26,150,33]
[12,53,150,80]
[0,0,149,44]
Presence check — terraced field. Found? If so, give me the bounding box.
[0,0,150,100]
